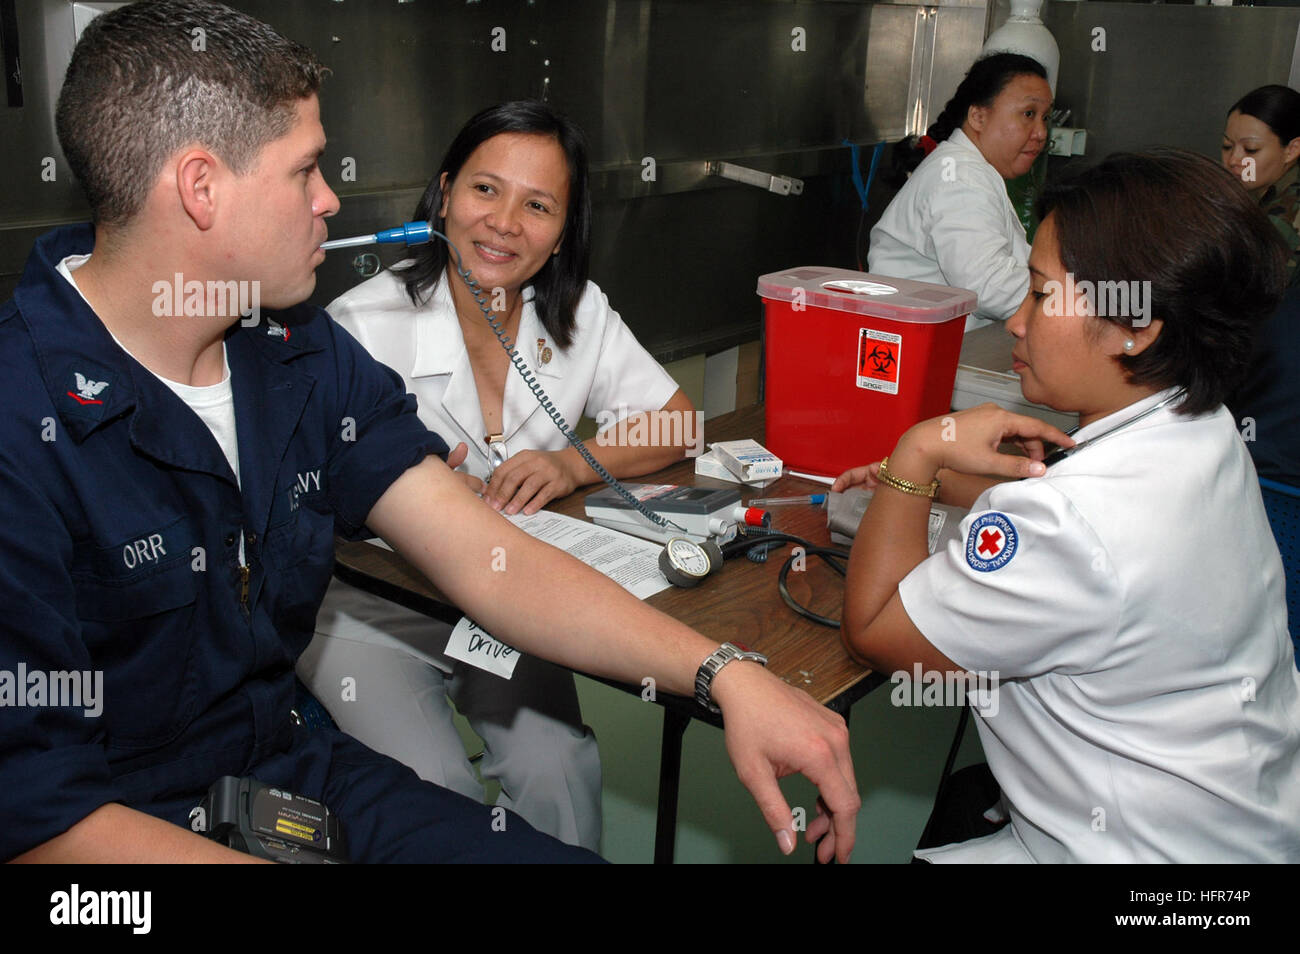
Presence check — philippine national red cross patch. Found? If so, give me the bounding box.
[965,512,1018,572]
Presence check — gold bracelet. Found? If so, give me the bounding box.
[877,456,941,498]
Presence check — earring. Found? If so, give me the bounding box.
[1123,339,1135,351]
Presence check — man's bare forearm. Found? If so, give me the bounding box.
[370,455,863,863]
[369,457,718,695]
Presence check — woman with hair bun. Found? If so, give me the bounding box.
[869,53,1050,331]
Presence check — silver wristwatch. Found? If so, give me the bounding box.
[694,642,768,714]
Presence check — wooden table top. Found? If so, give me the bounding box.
[333,404,877,708]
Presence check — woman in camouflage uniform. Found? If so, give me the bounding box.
[1222,85,1300,484]
[1223,84,1300,286]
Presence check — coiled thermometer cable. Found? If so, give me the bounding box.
[321,221,686,534]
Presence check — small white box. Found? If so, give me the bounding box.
[694,449,777,488]
[710,439,783,482]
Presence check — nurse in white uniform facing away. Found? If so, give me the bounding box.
[298,102,694,850]
[840,150,1300,862]
[869,53,1050,331]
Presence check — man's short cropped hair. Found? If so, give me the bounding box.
[56,0,327,225]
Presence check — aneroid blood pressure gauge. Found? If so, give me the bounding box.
[658,537,724,588]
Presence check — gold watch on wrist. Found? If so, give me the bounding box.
[877,456,941,499]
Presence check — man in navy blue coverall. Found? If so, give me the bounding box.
[0,0,858,863]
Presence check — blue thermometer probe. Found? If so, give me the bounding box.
[320,220,434,251]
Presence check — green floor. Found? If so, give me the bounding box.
[453,669,985,863]
[576,674,986,863]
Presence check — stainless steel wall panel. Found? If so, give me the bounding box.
[640,0,871,160]
[597,0,652,165]
[905,5,938,137]
[589,175,862,362]
[927,3,989,123]
[1,0,990,359]
[863,2,986,144]
[864,3,923,141]
[250,0,540,194]
[1045,3,1300,160]
[0,1,95,229]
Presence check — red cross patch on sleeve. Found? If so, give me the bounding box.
[965,512,1018,572]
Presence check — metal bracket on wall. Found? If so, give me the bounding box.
[707,161,804,196]
[906,5,940,137]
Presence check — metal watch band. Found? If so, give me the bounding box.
[694,642,769,714]
[877,456,941,498]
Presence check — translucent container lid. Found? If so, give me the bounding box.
[757,266,976,324]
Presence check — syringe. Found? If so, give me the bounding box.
[320,220,434,251]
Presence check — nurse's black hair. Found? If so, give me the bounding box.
[886,52,1048,186]
[1036,148,1287,416]
[1227,85,1300,147]
[395,100,591,349]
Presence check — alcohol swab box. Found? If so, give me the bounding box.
[693,448,777,488]
[709,439,783,483]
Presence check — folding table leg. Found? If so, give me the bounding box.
[653,707,692,864]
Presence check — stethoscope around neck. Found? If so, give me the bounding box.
[1041,388,1188,468]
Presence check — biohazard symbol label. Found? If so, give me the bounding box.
[856,327,902,395]
[865,344,895,374]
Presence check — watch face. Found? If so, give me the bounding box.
[667,538,710,577]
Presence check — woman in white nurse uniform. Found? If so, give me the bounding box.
[841,149,1300,863]
[298,102,694,851]
[869,52,1050,331]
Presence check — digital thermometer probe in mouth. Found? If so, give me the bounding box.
[320,220,434,251]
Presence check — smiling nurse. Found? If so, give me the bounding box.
[299,102,695,852]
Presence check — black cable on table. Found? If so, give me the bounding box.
[723,531,851,628]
